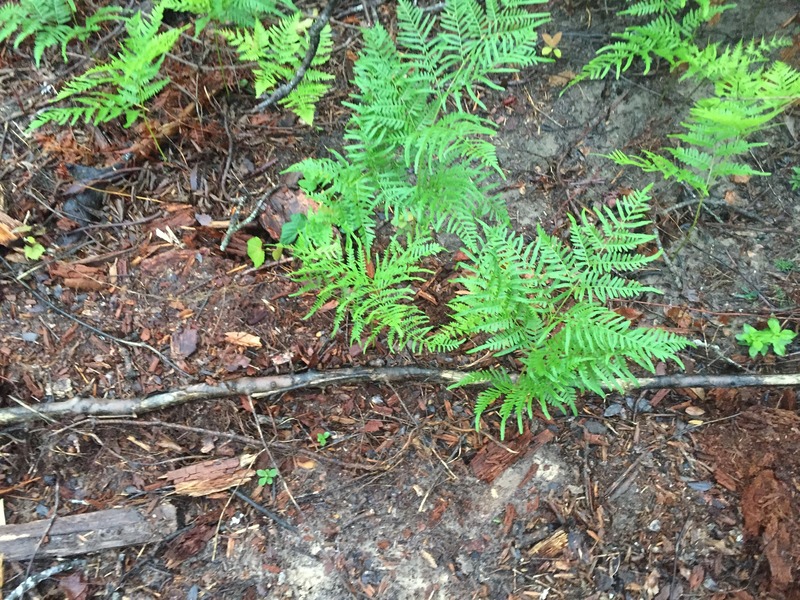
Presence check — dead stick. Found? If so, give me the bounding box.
[1,367,798,427]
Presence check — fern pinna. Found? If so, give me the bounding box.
[0,0,121,66]
[286,0,690,436]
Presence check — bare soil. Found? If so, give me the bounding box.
[1,1,799,599]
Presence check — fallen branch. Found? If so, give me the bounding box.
[1,367,798,426]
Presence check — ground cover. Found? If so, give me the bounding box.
[0,0,798,598]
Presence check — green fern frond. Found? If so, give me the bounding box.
[290,230,443,350]
[429,0,549,109]
[30,4,183,128]
[161,0,294,34]
[0,0,121,66]
[221,14,333,124]
[607,53,799,196]
[568,0,732,86]
[578,2,799,197]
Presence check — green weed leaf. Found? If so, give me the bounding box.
[256,467,279,486]
[280,213,307,244]
[23,236,45,261]
[247,236,266,268]
[736,318,797,358]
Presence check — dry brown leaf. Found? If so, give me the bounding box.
[258,187,319,240]
[614,306,643,322]
[363,419,383,433]
[665,306,692,329]
[224,331,262,348]
[547,70,575,87]
[171,327,199,358]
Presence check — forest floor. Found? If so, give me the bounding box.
[1,0,799,598]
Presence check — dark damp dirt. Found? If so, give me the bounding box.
[1,0,799,598]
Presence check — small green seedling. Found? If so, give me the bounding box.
[733,288,759,302]
[316,431,331,447]
[247,236,266,268]
[23,237,46,261]
[256,468,279,486]
[541,31,562,58]
[775,259,796,274]
[791,166,800,191]
[736,318,797,358]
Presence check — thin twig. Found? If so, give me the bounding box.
[252,0,339,113]
[660,197,770,225]
[25,481,60,577]
[653,225,682,285]
[72,418,386,471]
[218,185,280,251]
[232,489,299,535]
[247,396,302,514]
[5,559,86,600]
[2,367,799,426]
[218,106,235,203]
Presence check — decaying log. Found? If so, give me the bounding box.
[0,503,177,561]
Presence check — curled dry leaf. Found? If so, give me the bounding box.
[224,331,262,348]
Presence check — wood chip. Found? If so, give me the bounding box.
[163,455,256,497]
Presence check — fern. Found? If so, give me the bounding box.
[0,0,121,66]
[294,0,546,253]
[161,0,293,35]
[568,0,733,86]
[285,0,690,439]
[569,1,800,197]
[30,3,184,128]
[221,14,333,124]
[446,187,689,433]
[606,44,800,196]
[397,0,549,110]
[291,230,444,350]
